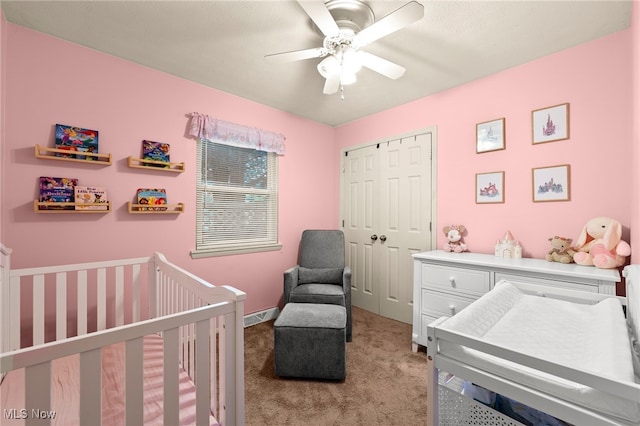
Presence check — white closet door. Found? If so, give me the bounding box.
[378,133,433,323]
[343,131,434,324]
[344,144,380,314]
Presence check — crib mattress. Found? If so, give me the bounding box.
[438,281,640,424]
[0,334,219,425]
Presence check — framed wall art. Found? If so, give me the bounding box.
[532,103,570,144]
[476,118,505,153]
[476,171,504,204]
[532,164,570,202]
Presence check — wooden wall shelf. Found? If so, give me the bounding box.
[127,156,185,173]
[34,200,111,213]
[35,145,112,165]
[127,202,184,214]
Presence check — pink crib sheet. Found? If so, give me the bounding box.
[0,335,218,425]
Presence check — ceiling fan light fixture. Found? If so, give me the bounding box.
[340,70,357,85]
[341,48,362,75]
[317,51,360,87]
[317,55,340,78]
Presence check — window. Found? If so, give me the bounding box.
[192,140,280,258]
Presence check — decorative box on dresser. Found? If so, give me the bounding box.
[412,250,620,352]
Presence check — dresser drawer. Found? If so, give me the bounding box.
[422,264,490,295]
[494,272,598,293]
[421,288,476,317]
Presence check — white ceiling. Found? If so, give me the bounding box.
[1,0,632,127]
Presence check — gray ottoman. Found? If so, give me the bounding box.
[274,303,346,380]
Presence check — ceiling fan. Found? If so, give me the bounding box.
[265,0,424,96]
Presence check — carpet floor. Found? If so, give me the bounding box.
[244,306,428,425]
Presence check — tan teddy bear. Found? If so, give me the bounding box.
[545,236,575,264]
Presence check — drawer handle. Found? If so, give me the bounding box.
[448,277,456,287]
[449,304,456,315]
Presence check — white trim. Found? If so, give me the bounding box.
[191,243,282,258]
[244,307,280,327]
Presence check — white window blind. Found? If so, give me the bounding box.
[192,140,280,257]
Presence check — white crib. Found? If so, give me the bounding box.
[0,244,245,425]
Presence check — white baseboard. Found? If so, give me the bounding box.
[244,307,279,327]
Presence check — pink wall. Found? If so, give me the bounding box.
[1,24,338,315]
[1,14,638,316]
[1,10,6,246]
[336,29,634,263]
[632,0,640,264]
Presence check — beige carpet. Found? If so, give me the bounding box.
[244,306,428,425]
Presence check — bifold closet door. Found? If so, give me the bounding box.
[343,132,433,324]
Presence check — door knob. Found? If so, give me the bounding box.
[380,235,387,242]
[370,234,378,241]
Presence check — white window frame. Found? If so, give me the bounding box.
[191,139,281,258]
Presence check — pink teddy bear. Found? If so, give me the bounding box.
[572,216,631,269]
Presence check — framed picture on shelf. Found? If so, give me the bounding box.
[476,118,505,153]
[532,164,571,202]
[476,171,504,204]
[532,103,569,144]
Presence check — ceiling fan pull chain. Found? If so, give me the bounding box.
[340,84,345,100]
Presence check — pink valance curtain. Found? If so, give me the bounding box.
[187,112,286,155]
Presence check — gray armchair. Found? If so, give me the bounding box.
[284,230,352,342]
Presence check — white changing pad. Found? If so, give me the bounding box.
[438,281,640,423]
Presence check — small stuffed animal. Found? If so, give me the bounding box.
[572,216,631,269]
[545,236,575,264]
[443,225,468,253]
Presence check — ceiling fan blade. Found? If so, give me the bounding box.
[355,1,424,48]
[359,51,406,79]
[323,73,341,94]
[298,0,340,36]
[265,47,327,63]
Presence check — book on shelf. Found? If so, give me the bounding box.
[136,188,167,211]
[39,177,78,210]
[55,124,99,160]
[74,186,108,211]
[142,140,170,167]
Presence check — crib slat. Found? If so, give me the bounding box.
[80,348,102,425]
[132,264,141,323]
[115,266,124,326]
[147,261,157,319]
[163,327,179,426]
[56,272,67,340]
[25,361,51,426]
[210,317,218,416]
[9,276,20,349]
[178,287,185,367]
[97,268,106,331]
[189,292,195,378]
[196,319,211,425]
[33,275,45,346]
[126,337,144,426]
[77,270,88,336]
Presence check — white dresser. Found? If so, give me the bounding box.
[412,250,620,351]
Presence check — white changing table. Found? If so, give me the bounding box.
[412,250,620,351]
